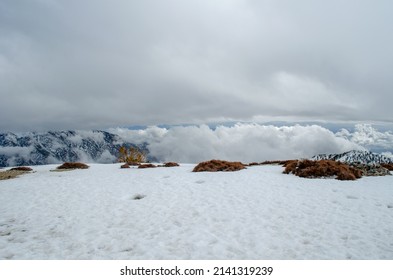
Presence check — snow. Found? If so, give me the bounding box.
[0,164,392,259]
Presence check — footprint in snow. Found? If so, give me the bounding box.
[0,230,11,237]
[346,195,358,200]
[387,204,393,209]
[195,180,205,184]
[132,194,146,200]
[121,247,133,252]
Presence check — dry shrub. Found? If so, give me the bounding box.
[118,146,146,165]
[282,160,297,167]
[10,166,33,172]
[193,160,246,172]
[57,162,89,170]
[138,163,157,169]
[163,162,179,167]
[261,160,291,165]
[336,169,357,181]
[381,163,393,171]
[247,160,296,167]
[283,160,298,174]
[283,159,362,180]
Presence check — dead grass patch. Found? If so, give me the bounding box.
[57,162,89,170]
[381,163,393,171]
[120,163,130,169]
[247,160,295,167]
[127,162,140,166]
[283,160,298,173]
[0,170,30,180]
[193,160,246,172]
[283,159,362,180]
[138,163,157,169]
[261,160,292,166]
[10,166,33,172]
[163,162,180,167]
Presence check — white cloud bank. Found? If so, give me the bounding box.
[337,124,393,151]
[110,124,364,163]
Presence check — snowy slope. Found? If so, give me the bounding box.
[1,164,392,259]
[312,150,393,165]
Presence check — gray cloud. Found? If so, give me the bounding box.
[109,124,363,163]
[336,124,393,152]
[1,0,393,131]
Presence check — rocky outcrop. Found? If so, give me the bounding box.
[312,150,392,177]
[351,164,391,176]
[313,150,393,165]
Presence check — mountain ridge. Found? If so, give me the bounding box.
[0,130,153,167]
[312,150,393,165]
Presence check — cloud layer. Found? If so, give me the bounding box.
[1,0,393,131]
[337,124,393,152]
[110,124,364,163]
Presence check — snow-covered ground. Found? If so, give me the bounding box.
[0,164,392,260]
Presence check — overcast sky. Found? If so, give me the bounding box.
[1,0,393,132]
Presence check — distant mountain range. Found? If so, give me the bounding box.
[0,130,154,167]
[312,150,393,165]
[2,129,393,168]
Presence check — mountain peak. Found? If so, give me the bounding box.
[312,150,393,165]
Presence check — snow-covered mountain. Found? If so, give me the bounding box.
[312,150,393,165]
[0,130,152,167]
